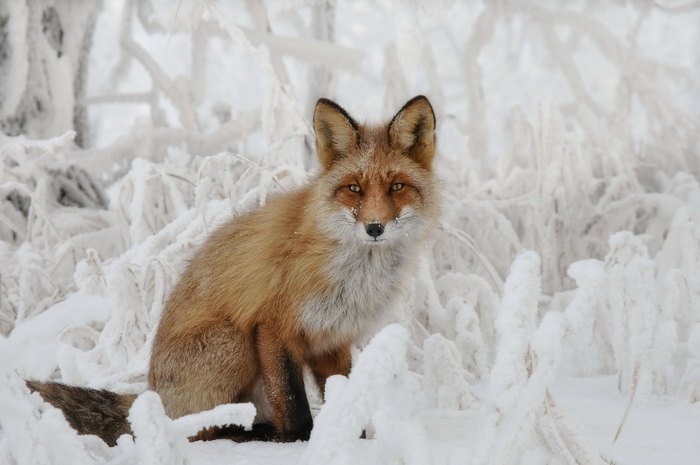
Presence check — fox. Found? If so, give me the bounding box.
[27,95,440,445]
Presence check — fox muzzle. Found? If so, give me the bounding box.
[365,222,384,238]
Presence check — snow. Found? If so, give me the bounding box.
[2,1,700,464]
[552,376,700,465]
[124,392,256,465]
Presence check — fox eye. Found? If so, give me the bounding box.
[348,184,361,193]
[391,183,404,192]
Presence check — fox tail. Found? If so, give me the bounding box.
[26,380,136,446]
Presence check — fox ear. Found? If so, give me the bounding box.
[388,96,436,170]
[313,99,360,170]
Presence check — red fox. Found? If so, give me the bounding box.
[28,95,440,445]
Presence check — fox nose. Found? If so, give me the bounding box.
[366,222,384,238]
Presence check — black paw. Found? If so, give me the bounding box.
[281,415,313,442]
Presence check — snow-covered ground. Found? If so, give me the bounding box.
[1,1,700,464]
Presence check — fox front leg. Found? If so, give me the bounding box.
[309,344,352,400]
[255,325,313,442]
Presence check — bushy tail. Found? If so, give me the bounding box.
[26,380,137,446]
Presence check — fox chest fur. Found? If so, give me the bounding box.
[299,241,410,347]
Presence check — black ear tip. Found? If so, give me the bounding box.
[313,98,359,131]
[405,95,431,107]
[391,95,436,129]
[407,95,435,122]
[315,98,335,108]
[411,95,430,103]
[314,98,335,119]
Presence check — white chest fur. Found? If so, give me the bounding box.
[299,243,410,346]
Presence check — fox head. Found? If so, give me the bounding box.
[312,96,439,246]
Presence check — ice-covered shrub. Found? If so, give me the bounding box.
[472,252,608,465]
[303,324,430,465]
[423,333,474,410]
[0,132,112,334]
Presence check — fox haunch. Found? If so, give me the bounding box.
[28,95,440,444]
